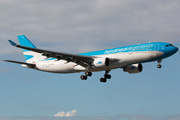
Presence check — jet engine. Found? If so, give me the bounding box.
[123,63,143,74]
[92,57,110,68]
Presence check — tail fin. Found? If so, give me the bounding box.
[17,35,44,63]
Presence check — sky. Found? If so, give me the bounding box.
[0,0,180,120]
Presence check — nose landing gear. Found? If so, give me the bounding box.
[157,59,162,68]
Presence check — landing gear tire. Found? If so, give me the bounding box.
[85,72,92,77]
[81,72,92,81]
[80,75,87,80]
[100,78,107,83]
[107,75,111,79]
[157,64,162,68]
[104,74,111,79]
[88,72,92,76]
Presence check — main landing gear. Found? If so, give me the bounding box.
[157,59,162,68]
[100,70,111,83]
[80,70,111,83]
[80,72,92,80]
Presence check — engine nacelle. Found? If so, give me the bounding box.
[92,57,110,68]
[123,63,143,74]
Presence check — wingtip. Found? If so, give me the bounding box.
[3,60,11,63]
[8,40,17,46]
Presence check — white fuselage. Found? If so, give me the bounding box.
[33,51,163,73]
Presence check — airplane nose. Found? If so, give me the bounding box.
[166,46,179,57]
[174,46,179,53]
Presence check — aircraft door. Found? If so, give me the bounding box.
[128,51,133,55]
[128,47,134,55]
[154,44,159,51]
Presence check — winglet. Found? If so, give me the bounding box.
[8,40,17,46]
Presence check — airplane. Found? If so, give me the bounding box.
[4,35,179,83]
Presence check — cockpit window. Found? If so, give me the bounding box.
[166,44,173,47]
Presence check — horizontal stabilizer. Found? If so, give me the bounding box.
[8,40,17,46]
[3,60,36,68]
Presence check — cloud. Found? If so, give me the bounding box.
[54,111,65,117]
[0,0,180,57]
[65,110,78,117]
[54,110,78,117]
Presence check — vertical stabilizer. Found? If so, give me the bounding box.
[17,35,45,63]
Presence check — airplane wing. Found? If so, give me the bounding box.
[8,40,94,67]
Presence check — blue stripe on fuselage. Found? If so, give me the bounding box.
[79,42,167,56]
